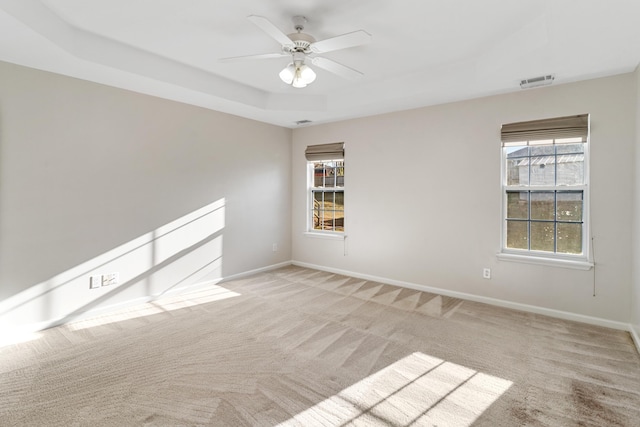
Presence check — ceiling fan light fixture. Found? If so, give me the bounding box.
[291,77,307,88]
[279,62,316,88]
[279,63,296,84]
[298,64,316,83]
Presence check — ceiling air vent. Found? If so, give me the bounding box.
[520,74,554,89]
[295,120,313,126]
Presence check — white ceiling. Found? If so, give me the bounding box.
[1,0,639,128]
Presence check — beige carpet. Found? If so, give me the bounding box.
[1,265,639,426]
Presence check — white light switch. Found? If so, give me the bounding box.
[90,275,102,289]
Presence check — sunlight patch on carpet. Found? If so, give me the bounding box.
[67,285,240,331]
[0,331,42,348]
[277,352,512,426]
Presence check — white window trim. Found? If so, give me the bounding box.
[303,231,346,240]
[498,139,592,269]
[497,252,593,270]
[306,160,345,235]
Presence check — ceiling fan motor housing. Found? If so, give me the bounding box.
[283,16,316,54]
[285,32,316,53]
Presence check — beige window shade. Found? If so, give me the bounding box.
[501,114,589,145]
[305,142,344,161]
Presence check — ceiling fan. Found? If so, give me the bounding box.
[220,15,372,88]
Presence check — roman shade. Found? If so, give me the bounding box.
[305,142,344,161]
[501,114,589,145]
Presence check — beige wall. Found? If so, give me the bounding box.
[292,73,636,324]
[0,61,292,331]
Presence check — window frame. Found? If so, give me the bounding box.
[498,138,593,270]
[306,158,345,237]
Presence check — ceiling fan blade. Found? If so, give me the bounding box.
[219,52,288,62]
[310,30,372,53]
[247,15,293,48]
[311,57,364,80]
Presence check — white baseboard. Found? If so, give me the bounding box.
[292,261,630,332]
[630,324,640,355]
[222,261,292,282]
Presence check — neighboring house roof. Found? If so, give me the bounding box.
[515,154,584,166]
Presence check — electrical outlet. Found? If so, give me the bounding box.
[483,268,491,279]
[102,272,119,286]
[90,275,102,289]
[272,243,278,252]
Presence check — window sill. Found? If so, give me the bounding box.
[496,252,593,270]
[304,231,346,241]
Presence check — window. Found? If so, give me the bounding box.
[500,115,590,266]
[305,143,344,234]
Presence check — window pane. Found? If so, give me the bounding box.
[530,222,555,252]
[506,146,528,157]
[505,146,528,185]
[506,159,528,185]
[324,192,335,206]
[556,143,584,155]
[334,191,344,231]
[556,154,584,185]
[324,208,335,231]
[313,192,323,230]
[530,192,554,220]
[314,191,323,206]
[529,156,555,185]
[506,220,528,250]
[530,145,554,156]
[313,164,325,187]
[326,168,337,187]
[557,223,582,254]
[507,191,528,219]
[557,191,583,221]
[334,191,344,208]
[336,162,345,187]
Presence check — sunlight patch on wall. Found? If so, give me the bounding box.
[277,352,512,426]
[0,198,226,338]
